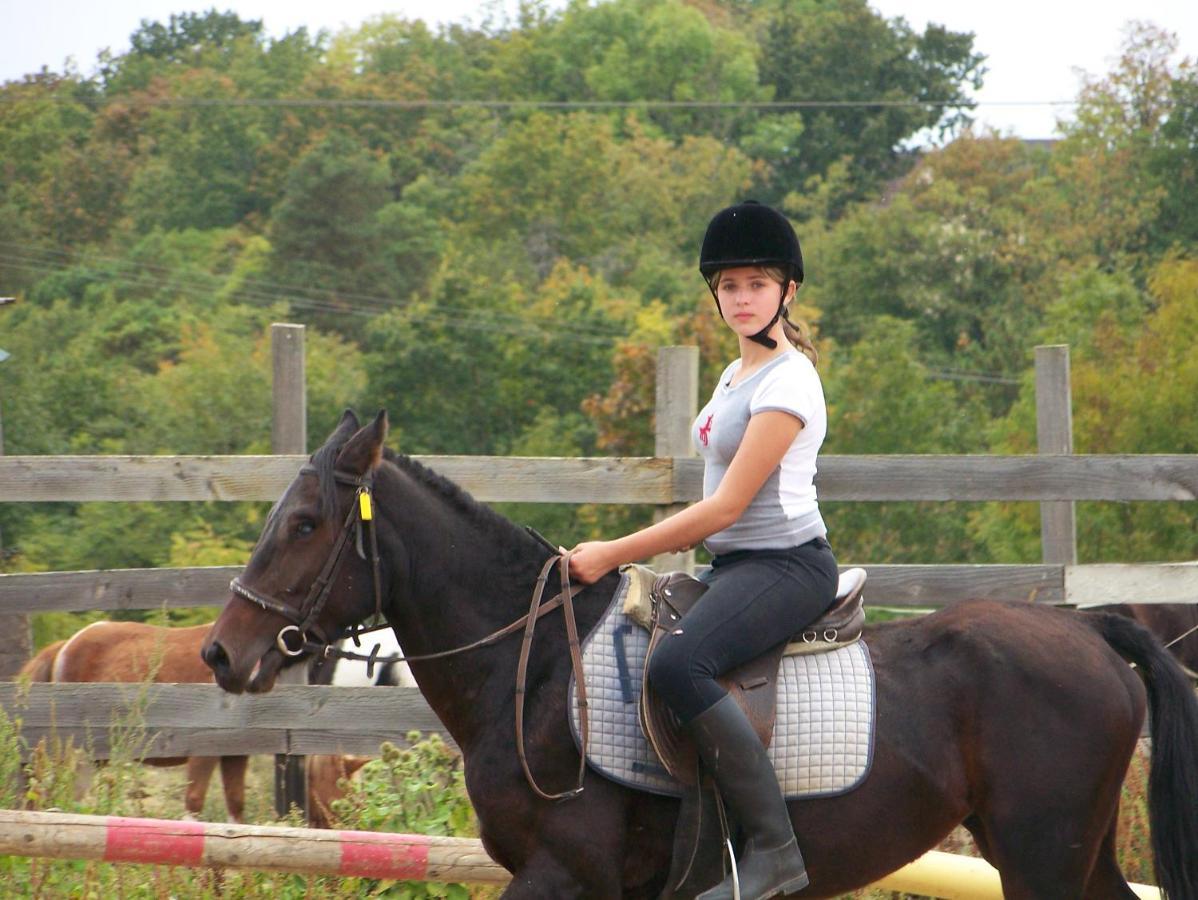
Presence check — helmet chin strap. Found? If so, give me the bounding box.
[749,299,784,349]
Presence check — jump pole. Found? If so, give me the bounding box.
[0,810,1163,899]
[872,850,1162,900]
[0,810,508,884]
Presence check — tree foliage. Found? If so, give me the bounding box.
[0,9,1194,592]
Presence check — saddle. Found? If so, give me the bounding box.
[635,566,867,786]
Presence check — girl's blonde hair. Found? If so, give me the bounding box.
[711,267,819,364]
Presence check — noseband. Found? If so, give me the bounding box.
[229,466,384,657]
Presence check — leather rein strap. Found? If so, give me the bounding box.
[516,552,589,801]
[228,467,590,801]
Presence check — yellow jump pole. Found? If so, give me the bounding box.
[870,849,1162,900]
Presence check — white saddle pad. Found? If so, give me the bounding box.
[568,573,876,799]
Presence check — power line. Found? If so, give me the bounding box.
[1,239,639,331]
[0,246,645,348]
[925,369,1020,386]
[1,246,1030,386]
[0,94,1080,111]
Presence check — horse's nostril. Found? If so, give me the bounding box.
[203,640,230,673]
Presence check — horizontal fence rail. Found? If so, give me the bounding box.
[0,684,446,757]
[4,454,1198,503]
[4,562,1198,613]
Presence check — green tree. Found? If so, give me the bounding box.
[820,317,989,564]
[1147,67,1198,252]
[972,259,1198,564]
[451,111,752,285]
[748,0,984,204]
[99,11,268,92]
[267,133,404,336]
[807,152,1043,403]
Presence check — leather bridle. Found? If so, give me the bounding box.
[230,466,383,657]
[228,464,592,801]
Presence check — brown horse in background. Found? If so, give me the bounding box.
[18,621,249,823]
[20,623,396,828]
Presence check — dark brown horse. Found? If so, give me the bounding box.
[1098,604,1198,680]
[19,621,250,823]
[202,411,1198,898]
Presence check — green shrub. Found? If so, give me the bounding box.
[331,733,481,899]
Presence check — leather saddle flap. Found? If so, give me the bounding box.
[639,573,784,786]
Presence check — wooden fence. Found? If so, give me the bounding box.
[1,330,1196,771]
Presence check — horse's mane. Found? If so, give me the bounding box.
[309,436,348,519]
[385,449,535,555]
[308,434,535,556]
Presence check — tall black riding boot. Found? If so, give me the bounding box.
[690,694,809,900]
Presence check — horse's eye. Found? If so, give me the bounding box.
[296,520,316,536]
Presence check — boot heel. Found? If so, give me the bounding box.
[767,872,810,897]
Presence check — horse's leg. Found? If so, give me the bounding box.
[970,768,1125,899]
[497,850,615,899]
[1082,815,1139,900]
[219,755,249,824]
[183,757,219,820]
[960,814,994,865]
[476,776,636,899]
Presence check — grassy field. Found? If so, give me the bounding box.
[0,697,1159,898]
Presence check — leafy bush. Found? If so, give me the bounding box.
[331,733,489,899]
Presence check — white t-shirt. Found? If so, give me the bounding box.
[691,349,828,555]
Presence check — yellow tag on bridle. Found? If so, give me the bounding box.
[358,489,374,521]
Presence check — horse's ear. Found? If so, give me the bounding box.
[336,410,388,477]
[325,409,361,448]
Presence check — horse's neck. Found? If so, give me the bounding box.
[377,464,622,746]
[407,558,621,749]
[382,505,550,737]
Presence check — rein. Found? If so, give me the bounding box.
[229,466,591,801]
[1162,621,1198,652]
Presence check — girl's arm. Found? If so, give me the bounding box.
[567,410,803,583]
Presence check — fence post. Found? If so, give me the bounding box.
[1035,345,1077,565]
[652,347,699,574]
[271,324,309,820]
[0,391,32,679]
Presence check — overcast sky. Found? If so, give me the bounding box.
[2,0,1196,139]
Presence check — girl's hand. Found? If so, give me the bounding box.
[566,541,618,585]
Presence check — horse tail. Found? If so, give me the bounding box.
[17,640,66,682]
[1084,610,1198,899]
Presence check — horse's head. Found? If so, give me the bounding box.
[202,409,389,693]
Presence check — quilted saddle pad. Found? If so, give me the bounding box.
[569,573,876,799]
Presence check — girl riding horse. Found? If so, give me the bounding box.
[568,201,834,899]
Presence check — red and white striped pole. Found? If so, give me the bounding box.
[0,809,510,884]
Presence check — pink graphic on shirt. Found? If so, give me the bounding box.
[699,414,713,447]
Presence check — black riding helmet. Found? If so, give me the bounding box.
[699,200,804,349]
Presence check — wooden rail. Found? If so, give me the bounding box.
[0,683,445,757]
[6,561,1198,614]
[2,336,1196,794]
[0,809,508,882]
[3,453,1198,503]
